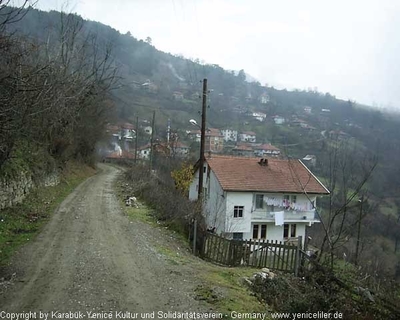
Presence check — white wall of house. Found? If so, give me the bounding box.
[274,117,285,125]
[242,223,306,244]
[252,112,267,122]
[189,166,227,232]
[225,192,253,234]
[212,191,317,244]
[239,133,256,142]
[221,129,238,142]
[139,149,150,159]
[188,168,200,201]
[204,169,226,232]
[189,167,320,246]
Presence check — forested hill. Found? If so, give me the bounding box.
[3,6,400,278]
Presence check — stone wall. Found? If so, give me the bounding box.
[0,171,60,210]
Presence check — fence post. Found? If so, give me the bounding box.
[294,236,302,276]
[192,219,197,255]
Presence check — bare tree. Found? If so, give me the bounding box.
[286,137,377,269]
[0,6,118,170]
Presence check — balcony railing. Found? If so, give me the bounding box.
[251,209,319,222]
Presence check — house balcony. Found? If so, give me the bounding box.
[251,209,319,222]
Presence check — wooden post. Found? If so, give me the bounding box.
[355,195,363,266]
[149,110,156,172]
[197,78,207,200]
[134,116,138,163]
[194,78,207,257]
[192,218,197,255]
[294,236,302,276]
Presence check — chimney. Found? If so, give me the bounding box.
[258,158,268,166]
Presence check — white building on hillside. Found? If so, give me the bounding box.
[252,112,267,122]
[221,129,238,142]
[239,131,256,143]
[189,156,329,245]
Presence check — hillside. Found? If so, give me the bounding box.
[2,6,400,279]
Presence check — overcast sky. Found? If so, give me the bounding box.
[26,0,400,108]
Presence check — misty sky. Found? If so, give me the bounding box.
[25,0,400,108]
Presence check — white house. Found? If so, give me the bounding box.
[273,116,285,125]
[302,155,317,167]
[239,131,256,143]
[221,129,238,142]
[252,112,267,122]
[143,126,153,135]
[253,144,281,157]
[187,130,201,142]
[138,144,151,160]
[170,142,190,158]
[304,106,312,114]
[259,93,270,104]
[189,156,329,245]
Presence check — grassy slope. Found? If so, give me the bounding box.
[0,162,96,266]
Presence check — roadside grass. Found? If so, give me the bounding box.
[0,162,96,266]
[153,244,191,265]
[195,265,267,318]
[125,206,157,226]
[116,184,192,265]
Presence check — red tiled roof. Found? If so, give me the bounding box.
[205,155,329,194]
[173,142,189,148]
[255,144,280,151]
[120,122,135,130]
[206,128,223,137]
[233,145,253,151]
[138,143,151,151]
[158,142,189,149]
[106,150,135,159]
[187,130,201,135]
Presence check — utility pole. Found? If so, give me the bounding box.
[193,78,207,255]
[355,195,364,266]
[149,110,156,172]
[134,116,139,163]
[198,78,207,200]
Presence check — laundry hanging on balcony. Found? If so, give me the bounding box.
[264,197,310,211]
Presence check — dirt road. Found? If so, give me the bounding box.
[0,164,210,317]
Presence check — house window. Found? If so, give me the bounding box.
[233,233,243,240]
[283,224,297,238]
[233,206,244,218]
[291,195,297,203]
[253,224,267,239]
[290,224,297,238]
[260,225,267,239]
[252,224,259,239]
[203,166,206,173]
[255,194,264,209]
[283,224,289,238]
